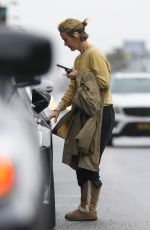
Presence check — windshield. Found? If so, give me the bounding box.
[111,78,150,93]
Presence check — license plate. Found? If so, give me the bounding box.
[137,123,150,130]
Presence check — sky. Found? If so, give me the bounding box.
[5,0,150,93]
[7,0,150,51]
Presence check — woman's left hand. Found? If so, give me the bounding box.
[67,69,77,80]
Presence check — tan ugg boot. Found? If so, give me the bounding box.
[89,181,101,215]
[65,180,101,221]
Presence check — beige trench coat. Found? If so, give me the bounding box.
[52,71,104,172]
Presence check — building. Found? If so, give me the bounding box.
[123,41,150,72]
[123,41,148,57]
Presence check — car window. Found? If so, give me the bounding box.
[111,78,150,93]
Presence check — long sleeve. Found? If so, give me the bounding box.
[89,50,111,89]
[55,80,76,112]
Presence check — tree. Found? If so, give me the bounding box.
[0,6,7,24]
[106,48,130,73]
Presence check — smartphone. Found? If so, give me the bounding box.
[56,64,72,74]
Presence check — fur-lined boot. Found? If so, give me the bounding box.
[65,180,101,221]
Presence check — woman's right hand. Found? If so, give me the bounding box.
[67,69,77,80]
[48,110,59,123]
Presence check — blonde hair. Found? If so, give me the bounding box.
[58,18,89,41]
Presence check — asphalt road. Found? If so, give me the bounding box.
[53,136,150,230]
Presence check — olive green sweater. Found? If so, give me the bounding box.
[56,45,112,112]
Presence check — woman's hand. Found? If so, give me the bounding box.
[48,110,59,123]
[67,69,77,80]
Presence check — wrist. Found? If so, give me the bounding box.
[54,109,60,114]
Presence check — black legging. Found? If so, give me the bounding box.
[76,105,115,188]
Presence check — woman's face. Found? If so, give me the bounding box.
[60,31,80,51]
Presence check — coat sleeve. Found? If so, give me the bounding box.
[73,71,101,117]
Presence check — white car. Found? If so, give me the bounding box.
[111,72,150,144]
[0,25,55,230]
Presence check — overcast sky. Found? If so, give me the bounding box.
[6,0,150,85]
[8,0,150,50]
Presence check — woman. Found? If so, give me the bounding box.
[49,18,115,221]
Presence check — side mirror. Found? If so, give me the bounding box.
[0,25,53,86]
[31,79,54,93]
[32,88,51,113]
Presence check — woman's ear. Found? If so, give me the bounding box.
[73,31,80,39]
